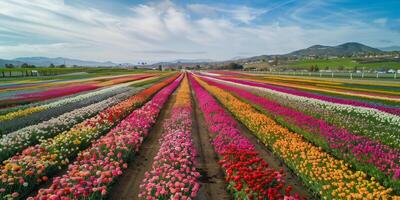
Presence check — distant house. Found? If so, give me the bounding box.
[304,55,317,60]
[31,70,39,76]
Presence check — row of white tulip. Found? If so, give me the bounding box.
[0,80,139,121]
[0,87,131,135]
[44,81,137,109]
[0,88,140,162]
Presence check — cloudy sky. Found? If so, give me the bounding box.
[0,0,399,63]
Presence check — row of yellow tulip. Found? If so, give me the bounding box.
[0,107,46,121]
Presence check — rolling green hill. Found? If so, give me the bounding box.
[288,42,382,57]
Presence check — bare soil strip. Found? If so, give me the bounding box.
[107,90,177,200]
[191,89,231,200]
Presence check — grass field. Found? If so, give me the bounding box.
[0,67,158,80]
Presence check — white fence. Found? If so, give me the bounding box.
[246,71,398,80]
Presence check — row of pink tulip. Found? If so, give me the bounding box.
[139,77,200,199]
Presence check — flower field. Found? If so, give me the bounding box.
[0,74,178,199]
[198,75,400,190]
[33,74,183,199]
[0,71,399,199]
[193,74,398,199]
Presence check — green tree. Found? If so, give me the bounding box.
[49,63,55,68]
[21,63,29,68]
[5,64,15,68]
[226,62,243,70]
[273,57,278,66]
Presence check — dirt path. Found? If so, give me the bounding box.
[107,90,177,200]
[191,89,231,200]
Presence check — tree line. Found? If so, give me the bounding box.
[4,63,66,68]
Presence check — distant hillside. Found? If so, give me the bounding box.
[379,46,400,51]
[287,42,382,57]
[12,57,119,67]
[0,59,23,67]
[144,58,215,69]
[170,59,214,63]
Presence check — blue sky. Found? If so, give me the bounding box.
[0,0,399,63]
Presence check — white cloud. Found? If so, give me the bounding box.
[187,4,266,24]
[0,0,398,63]
[373,18,387,26]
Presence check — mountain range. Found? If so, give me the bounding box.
[378,45,400,51]
[0,42,398,68]
[287,42,382,57]
[228,42,397,64]
[0,57,120,67]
